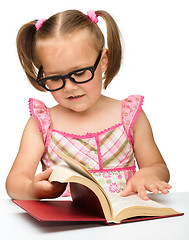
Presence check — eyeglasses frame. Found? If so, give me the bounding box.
[36,50,102,92]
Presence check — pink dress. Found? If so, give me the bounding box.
[29,95,144,196]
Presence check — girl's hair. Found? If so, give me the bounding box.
[17,10,122,91]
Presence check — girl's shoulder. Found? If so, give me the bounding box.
[105,94,144,109]
[100,94,144,132]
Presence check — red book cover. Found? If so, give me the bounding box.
[13,200,106,222]
[12,199,184,224]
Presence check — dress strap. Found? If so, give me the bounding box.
[122,95,144,144]
[29,98,52,150]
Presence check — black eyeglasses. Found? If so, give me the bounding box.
[36,51,102,92]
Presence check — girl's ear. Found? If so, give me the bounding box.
[101,49,109,73]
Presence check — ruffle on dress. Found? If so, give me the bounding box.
[122,95,144,144]
[29,98,52,153]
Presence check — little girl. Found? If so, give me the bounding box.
[6,9,172,201]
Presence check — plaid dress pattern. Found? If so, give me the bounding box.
[29,95,144,195]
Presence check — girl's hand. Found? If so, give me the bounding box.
[120,168,172,200]
[29,168,66,199]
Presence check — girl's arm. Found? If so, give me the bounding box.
[6,117,65,200]
[121,110,172,200]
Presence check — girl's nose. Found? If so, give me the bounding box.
[63,78,78,92]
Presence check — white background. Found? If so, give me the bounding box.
[1,0,189,199]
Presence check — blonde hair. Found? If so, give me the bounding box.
[17,10,122,91]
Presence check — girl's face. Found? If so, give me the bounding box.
[36,30,108,113]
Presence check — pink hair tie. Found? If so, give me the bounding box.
[87,10,98,23]
[35,18,47,31]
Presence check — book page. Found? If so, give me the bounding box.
[49,165,84,183]
[54,148,99,184]
[107,193,169,219]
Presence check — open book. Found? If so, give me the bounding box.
[13,149,183,224]
[48,149,182,223]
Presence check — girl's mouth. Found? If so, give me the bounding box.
[68,94,85,101]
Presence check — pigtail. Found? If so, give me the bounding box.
[16,21,45,91]
[96,10,122,89]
